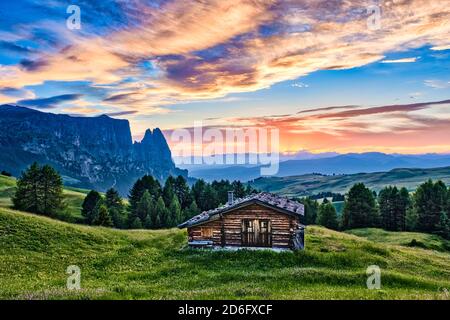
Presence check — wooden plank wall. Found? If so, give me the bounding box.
[188,203,299,249]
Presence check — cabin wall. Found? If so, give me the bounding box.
[188,204,300,249]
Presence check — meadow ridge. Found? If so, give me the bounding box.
[1,174,450,300]
[251,167,450,197]
[0,206,449,300]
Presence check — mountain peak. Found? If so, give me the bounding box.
[0,109,185,195]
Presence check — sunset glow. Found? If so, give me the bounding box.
[1,0,450,154]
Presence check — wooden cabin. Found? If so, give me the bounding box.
[178,192,305,250]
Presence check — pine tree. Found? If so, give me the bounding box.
[130,217,143,229]
[379,186,397,231]
[144,214,153,229]
[13,162,41,214]
[191,179,206,210]
[128,175,162,219]
[155,196,168,228]
[81,190,103,224]
[201,184,219,211]
[342,183,378,229]
[406,206,418,231]
[397,187,411,231]
[182,201,200,221]
[174,175,192,209]
[105,188,126,228]
[437,212,450,239]
[13,163,63,217]
[92,204,113,227]
[211,179,232,205]
[317,201,339,230]
[40,165,64,216]
[136,190,154,227]
[232,180,246,198]
[414,180,448,233]
[168,195,182,227]
[297,197,319,225]
[163,176,176,207]
[109,207,126,229]
[105,188,122,210]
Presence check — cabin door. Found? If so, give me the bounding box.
[242,219,271,247]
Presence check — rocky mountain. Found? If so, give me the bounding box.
[0,105,186,195]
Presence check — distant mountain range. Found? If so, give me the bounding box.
[250,166,450,197]
[0,105,186,195]
[186,152,450,182]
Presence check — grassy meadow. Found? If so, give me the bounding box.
[0,207,449,300]
[1,174,449,300]
[251,166,450,197]
[0,175,88,223]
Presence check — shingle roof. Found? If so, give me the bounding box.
[178,192,305,228]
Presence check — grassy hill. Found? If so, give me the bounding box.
[0,174,88,222]
[250,166,450,197]
[1,207,449,300]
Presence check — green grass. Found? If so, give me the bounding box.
[0,174,88,222]
[346,228,450,252]
[1,207,449,300]
[251,167,450,197]
[0,175,16,207]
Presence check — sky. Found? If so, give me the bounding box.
[1,0,450,154]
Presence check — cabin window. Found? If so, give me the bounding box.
[201,227,213,238]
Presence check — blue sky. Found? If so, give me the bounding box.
[1,0,450,153]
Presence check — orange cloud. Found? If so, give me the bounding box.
[164,99,450,154]
[1,0,449,115]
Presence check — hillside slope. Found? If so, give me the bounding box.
[251,167,450,197]
[0,175,87,222]
[0,208,449,300]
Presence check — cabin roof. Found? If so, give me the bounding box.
[178,192,305,228]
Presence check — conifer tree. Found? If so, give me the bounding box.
[414,180,448,233]
[136,190,153,222]
[174,175,192,209]
[92,204,113,227]
[317,201,339,230]
[13,163,64,217]
[155,196,168,227]
[130,217,143,229]
[163,176,176,207]
[105,188,126,228]
[342,183,378,229]
[168,195,182,227]
[81,190,103,224]
[182,201,200,221]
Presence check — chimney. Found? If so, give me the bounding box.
[227,191,234,205]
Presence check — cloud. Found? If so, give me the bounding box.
[177,99,450,153]
[0,41,34,54]
[105,110,138,117]
[17,93,83,109]
[424,79,450,89]
[297,105,359,115]
[1,0,450,114]
[381,57,420,63]
[292,82,309,88]
[431,45,450,51]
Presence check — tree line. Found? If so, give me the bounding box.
[11,162,257,229]
[11,163,450,238]
[298,181,450,239]
[83,175,257,229]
